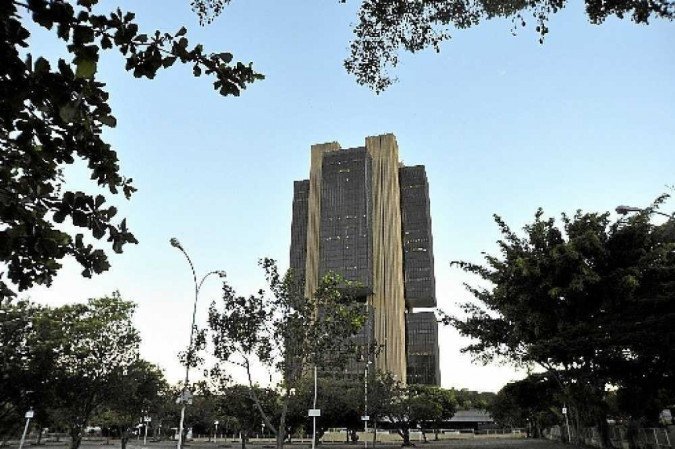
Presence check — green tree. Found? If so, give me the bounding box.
[0,300,42,441]
[452,389,495,411]
[93,360,167,449]
[289,376,363,443]
[369,374,456,446]
[416,386,457,441]
[490,374,561,437]
[0,0,263,299]
[217,384,278,449]
[36,293,141,449]
[344,0,675,92]
[194,0,674,92]
[208,259,367,449]
[448,195,675,448]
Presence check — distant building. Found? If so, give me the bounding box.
[446,409,495,431]
[289,133,440,384]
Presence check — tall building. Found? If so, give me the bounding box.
[289,133,440,385]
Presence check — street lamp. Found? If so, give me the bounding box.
[170,238,226,449]
[615,205,673,219]
[363,301,372,449]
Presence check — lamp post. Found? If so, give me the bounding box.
[363,301,372,449]
[170,238,226,449]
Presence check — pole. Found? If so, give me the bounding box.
[563,404,571,444]
[364,363,368,449]
[178,405,187,448]
[171,238,225,449]
[364,300,370,449]
[312,365,317,449]
[144,422,149,446]
[18,415,31,449]
[214,422,219,445]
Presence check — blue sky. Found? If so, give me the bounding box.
[23,0,674,391]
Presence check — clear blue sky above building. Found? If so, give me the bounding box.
[24,0,674,391]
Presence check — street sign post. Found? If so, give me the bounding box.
[143,417,151,446]
[18,409,34,449]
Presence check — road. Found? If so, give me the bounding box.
[14,438,574,449]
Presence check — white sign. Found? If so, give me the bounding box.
[214,421,219,425]
[308,409,321,417]
[176,389,193,405]
[144,417,152,422]
[562,407,567,415]
[25,411,34,419]
[361,416,369,421]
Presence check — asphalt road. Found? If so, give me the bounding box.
[12,438,574,449]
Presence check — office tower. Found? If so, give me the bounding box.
[289,133,440,385]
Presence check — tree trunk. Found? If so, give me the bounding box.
[36,427,43,445]
[240,431,248,449]
[626,418,640,449]
[597,416,612,449]
[120,433,129,449]
[275,393,288,449]
[373,421,377,448]
[398,428,412,447]
[69,427,83,449]
[572,406,582,445]
[433,428,439,441]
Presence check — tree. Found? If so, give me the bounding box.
[416,386,457,441]
[448,195,675,448]
[217,384,278,449]
[368,374,457,446]
[344,0,675,91]
[490,375,561,437]
[288,376,363,443]
[452,389,495,411]
[207,259,367,449]
[94,360,167,449]
[0,0,263,299]
[35,293,141,449]
[0,299,42,441]
[193,0,674,92]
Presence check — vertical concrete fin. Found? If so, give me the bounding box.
[304,141,341,300]
[365,133,407,383]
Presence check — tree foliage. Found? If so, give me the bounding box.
[208,259,367,449]
[0,293,142,449]
[217,384,278,449]
[368,374,457,446]
[193,0,674,92]
[490,374,561,436]
[448,195,675,445]
[288,376,363,442]
[95,360,167,449]
[343,0,675,91]
[0,0,263,299]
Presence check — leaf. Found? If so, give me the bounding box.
[59,104,77,123]
[100,115,117,128]
[76,58,97,79]
[176,26,187,36]
[162,56,177,68]
[34,57,51,74]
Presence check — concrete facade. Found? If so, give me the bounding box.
[289,133,439,384]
